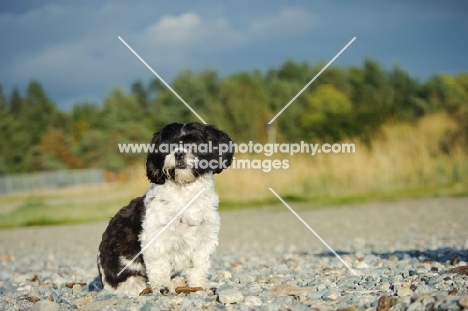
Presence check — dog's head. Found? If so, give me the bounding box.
[146,122,234,184]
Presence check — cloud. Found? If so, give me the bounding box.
[144,13,203,46]
[138,13,244,52]
[250,8,319,39]
[132,8,319,67]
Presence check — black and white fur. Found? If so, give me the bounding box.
[97,122,233,296]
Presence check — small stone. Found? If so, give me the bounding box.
[244,296,262,307]
[72,284,81,295]
[260,293,275,304]
[448,288,458,295]
[438,300,460,311]
[377,296,397,311]
[247,282,263,294]
[274,295,295,306]
[307,290,328,300]
[414,284,433,295]
[17,285,31,291]
[397,287,413,297]
[215,284,230,295]
[427,275,444,285]
[74,296,93,308]
[237,274,255,284]
[262,303,281,311]
[406,302,423,311]
[50,274,65,286]
[49,292,60,303]
[32,301,59,311]
[355,261,369,269]
[270,284,315,296]
[459,296,468,308]
[379,282,390,291]
[78,299,128,311]
[218,289,244,304]
[322,290,340,301]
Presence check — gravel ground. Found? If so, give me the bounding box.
[0,197,467,310]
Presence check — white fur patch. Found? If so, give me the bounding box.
[119,256,146,274]
[99,254,148,297]
[140,173,220,290]
[112,275,148,297]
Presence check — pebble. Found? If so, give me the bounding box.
[459,295,468,308]
[379,282,391,291]
[397,287,413,297]
[237,274,255,284]
[270,284,315,296]
[32,301,59,311]
[273,295,295,306]
[218,289,244,304]
[406,301,423,311]
[244,296,262,307]
[414,284,433,295]
[72,284,82,295]
[247,282,263,294]
[322,290,340,301]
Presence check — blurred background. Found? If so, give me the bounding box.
[0,1,467,227]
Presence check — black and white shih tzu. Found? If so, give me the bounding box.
[98,122,234,296]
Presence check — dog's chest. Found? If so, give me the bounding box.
[142,179,218,232]
[172,218,197,237]
[180,205,204,226]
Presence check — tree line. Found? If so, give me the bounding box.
[0,59,467,174]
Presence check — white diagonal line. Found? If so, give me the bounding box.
[117,36,207,125]
[117,188,206,276]
[268,37,356,124]
[268,188,357,275]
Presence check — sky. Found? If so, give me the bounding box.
[0,1,467,110]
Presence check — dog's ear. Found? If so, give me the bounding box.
[146,130,167,184]
[204,125,234,174]
[146,123,185,184]
[146,153,166,184]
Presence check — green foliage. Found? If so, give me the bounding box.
[0,60,466,174]
[131,80,148,111]
[9,88,22,115]
[438,73,468,152]
[301,84,352,141]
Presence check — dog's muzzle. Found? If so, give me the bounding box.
[175,151,187,169]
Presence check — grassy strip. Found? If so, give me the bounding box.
[0,197,121,228]
[219,182,468,210]
[1,182,466,229]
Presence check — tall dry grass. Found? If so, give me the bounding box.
[78,112,466,205]
[214,113,467,203]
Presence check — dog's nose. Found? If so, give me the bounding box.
[175,150,185,160]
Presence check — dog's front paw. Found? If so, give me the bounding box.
[187,279,207,289]
[156,283,176,296]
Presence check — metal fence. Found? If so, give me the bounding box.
[0,169,106,195]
